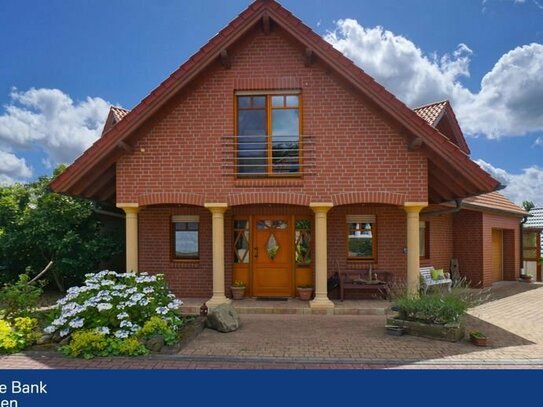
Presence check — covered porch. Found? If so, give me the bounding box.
[116,196,428,310]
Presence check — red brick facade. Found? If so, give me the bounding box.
[117,23,522,298]
[116,26,427,205]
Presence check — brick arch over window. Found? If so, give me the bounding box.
[228,192,311,207]
[332,192,406,206]
[138,192,205,207]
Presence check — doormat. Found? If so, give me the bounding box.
[256,297,289,301]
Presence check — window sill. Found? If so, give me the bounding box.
[171,259,200,268]
[234,178,303,188]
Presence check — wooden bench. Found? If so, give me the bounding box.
[339,270,392,301]
[419,266,452,294]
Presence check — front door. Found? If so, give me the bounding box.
[252,216,293,297]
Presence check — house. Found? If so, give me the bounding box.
[50,0,526,309]
[523,208,543,281]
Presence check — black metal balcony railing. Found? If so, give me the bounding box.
[222,134,315,177]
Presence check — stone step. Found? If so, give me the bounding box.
[181,300,391,316]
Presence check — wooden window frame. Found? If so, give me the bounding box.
[171,217,200,262]
[419,221,430,260]
[234,92,303,178]
[346,217,377,262]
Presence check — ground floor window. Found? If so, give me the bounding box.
[172,215,199,259]
[347,215,376,260]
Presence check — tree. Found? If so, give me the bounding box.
[0,166,123,291]
[522,200,535,212]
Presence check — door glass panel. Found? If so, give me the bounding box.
[233,220,249,264]
[295,219,311,265]
[256,220,288,230]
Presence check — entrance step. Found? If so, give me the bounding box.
[181,298,391,316]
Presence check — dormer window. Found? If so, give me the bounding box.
[236,93,300,177]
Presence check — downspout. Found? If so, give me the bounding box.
[420,199,463,218]
[520,215,528,272]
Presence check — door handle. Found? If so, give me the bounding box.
[254,247,259,258]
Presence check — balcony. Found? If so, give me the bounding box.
[222,134,315,177]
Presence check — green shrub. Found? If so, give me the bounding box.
[0,274,43,320]
[139,316,178,345]
[0,317,40,353]
[61,329,148,359]
[394,294,469,325]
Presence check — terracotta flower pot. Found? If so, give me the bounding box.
[297,287,313,301]
[231,286,245,300]
[470,333,488,347]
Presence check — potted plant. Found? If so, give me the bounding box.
[297,285,313,301]
[469,331,488,346]
[519,274,533,283]
[231,280,246,300]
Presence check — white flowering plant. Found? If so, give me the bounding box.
[45,270,183,346]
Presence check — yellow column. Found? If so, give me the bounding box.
[309,203,335,310]
[116,203,140,273]
[404,202,427,297]
[204,203,230,308]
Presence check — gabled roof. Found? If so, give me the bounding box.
[50,0,500,203]
[525,207,543,229]
[414,100,470,154]
[462,191,527,217]
[101,106,131,136]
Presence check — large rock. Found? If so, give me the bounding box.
[206,303,240,333]
[146,334,165,352]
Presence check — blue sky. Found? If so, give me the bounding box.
[0,0,542,204]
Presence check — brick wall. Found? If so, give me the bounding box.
[116,24,427,206]
[420,213,453,272]
[453,209,521,287]
[453,210,484,286]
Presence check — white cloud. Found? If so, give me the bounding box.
[534,136,543,147]
[324,20,543,139]
[0,87,111,185]
[476,159,543,205]
[0,151,32,185]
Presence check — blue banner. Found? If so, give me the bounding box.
[0,370,538,406]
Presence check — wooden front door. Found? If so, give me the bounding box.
[491,229,503,283]
[252,216,293,297]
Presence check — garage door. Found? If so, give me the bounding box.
[491,229,503,283]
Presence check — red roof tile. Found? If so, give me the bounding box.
[463,191,527,216]
[111,106,130,122]
[413,100,448,126]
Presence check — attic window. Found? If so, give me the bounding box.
[236,93,300,177]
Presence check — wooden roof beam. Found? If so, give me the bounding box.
[305,47,314,67]
[220,49,231,69]
[116,140,134,154]
[262,14,271,35]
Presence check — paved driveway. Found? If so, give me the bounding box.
[1,282,542,369]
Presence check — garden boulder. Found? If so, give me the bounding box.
[206,303,240,333]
